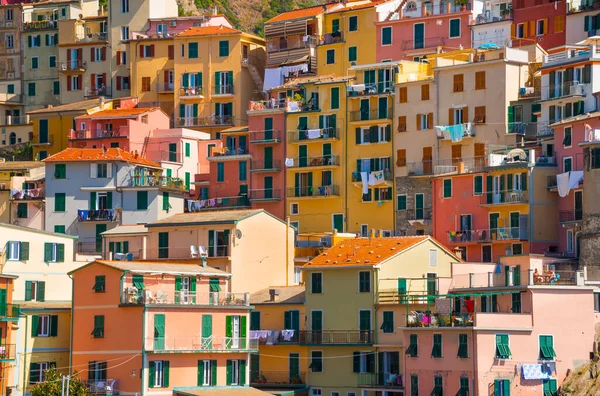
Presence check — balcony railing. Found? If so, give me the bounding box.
[299,330,374,345]
[350,108,392,122]
[405,208,432,221]
[175,115,233,127]
[23,20,57,30]
[127,175,187,191]
[0,344,16,361]
[10,188,44,200]
[159,82,175,93]
[348,82,394,96]
[436,123,474,140]
[352,170,393,182]
[287,128,340,142]
[248,100,286,111]
[249,188,281,201]
[447,227,528,244]
[77,209,118,222]
[402,36,444,51]
[251,159,282,171]
[191,196,250,211]
[179,86,203,97]
[406,161,434,176]
[287,155,339,168]
[407,312,473,327]
[0,94,23,105]
[121,290,250,306]
[251,370,306,385]
[518,85,541,99]
[295,235,332,258]
[358,373,404,389]
[452,269,580,288]
[84,379,117,395]
[0,304,20,320]
[57,60,86,72]
[212,85,234,95]
[1,115,29,125]
[69,127,127,140]
[266,35,318,53]
[249,130,281,143]
[252,330,300,345]
[145,336,258,352]
[287,185,340,198]
[77,32,108,42]
[480,190,528,205]
[84,86,111,98]
[508,122,538,135]
[543,48,598,66]
[542,81,586,100]
[210,146,249,158]
[560,210,583,223]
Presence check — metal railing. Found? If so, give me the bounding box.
[1,115,28,125]
[10,188,44,200]
[543,81,587,100]
[249,130,282,142]
[248,100,286,111]
[350,108,392,121]
[446,227,529,243]
[57,60,86,71]
[322,31,344,44]
[480,190,528,205]
[77,209,118,222]
[352,170,393,182]
[210,146,249,157]
[453,269,580,288]
[406,312,473,328]
[436,123,474,140]
[348,82,394,96]
[158,82,175,92]
[295,235,332,258]
[251,159,282,171]
[77,32,108,42]
[518,85,541,98]
[287,185,340,198]
[175,115,233,127]
[23,20,57,30]
[287,155,339,168]
[0,304,20,320]
[0,344,16,360]
[121,290,250,306]
[84,86,111,98]
[288,128,340,142]
[192,196,250,211]
[212,84,234,95]
[402,36,444,51]
[406,161,434,176]
[145,336,258,352]
[508,122,538,135]
[299,330,374,345]
[405,208,432,221]
[560,210,583,223]
[358,373,404,388]
[159,150,183,163]
[251,370,306,385]
[69,127,127,140]
[127,175,187,191]
[249,188,281,201]
[543,48,597,66]
[266,35,318,52]
[179,86,203,97]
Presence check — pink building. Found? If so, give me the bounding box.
[142,15,233,37]
[376,3,473,62]
[70,260,254,395]
[402,255,592,396]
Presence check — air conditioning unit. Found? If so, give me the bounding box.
[169,21,177,27]
[7,73,14,79]
[570,83,585,96]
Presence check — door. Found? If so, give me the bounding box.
[226,136,236,153]
[489,213,500,239]
[415,194,424,220]
[264,118,273,140]
[232,315,240,348]
[95,224,107,253]
[184,104,194,126]
[299,145,308,167]
[451,144,462,165]
[460,214,472,241]
[360,99,369,120]
[414,23,424,49]
[0,289,6,316]
[493,176,502,203]
[168,143,177,162]
[264,176,273,199]
[423,147,433,175]
[575,190,583,220]
[332,214,344,232]
[427,273,437,296]
[474,142,486,169]
[264,146,273,169]
[322,143,332,163]
[510,212,520,239]
[359,310,371,343]
[289,353,300,383]
[154,314,165,350]
[311,311,322,343]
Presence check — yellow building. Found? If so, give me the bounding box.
[249,286,308,391]
[27,97,117,160]
[173,26,266,138]
[276,75,351,234]
[301,235,459,396]
[0,161,45,230]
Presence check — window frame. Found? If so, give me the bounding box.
[448,18,461,38]
[358,271,371,293]
[326,49,335,65]
[311,272,323,294]
[381,26,392,46]
[38,314,50,337]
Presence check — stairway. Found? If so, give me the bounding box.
[247,59,264,93]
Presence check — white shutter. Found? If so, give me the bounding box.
[429,249,438,267]
[106,163,112,178]
[90,163,97,179]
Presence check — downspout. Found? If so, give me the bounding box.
[286,217,290,286]
[434,69,441,168]
[390,83,396,234]
[141,304,147,396]
[22,312,28,395]
[344,83,349,230]
[68,274,74,375]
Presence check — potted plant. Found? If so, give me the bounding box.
[454,0,469,11]
[500,8,511,18]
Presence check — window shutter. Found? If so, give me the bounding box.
[396,148,407,167]
[57,244,64,262]
[226,360,232,385]
[139,45,144,57]
[448,108,454,125]
[50,315,58,336]
[168,45,174,60]
[25,281,32,301]
[416,114,421,130]
[163,361,169,387]
[197,360,203,386]
[148,361,155,387]
[352,352,360,372]
[44,243,52,262]
[240,359,246,385]
[427,113,433,129]
[211,360,217,385]
[38,282,45,302]
[150,44,155,57]
[116,76,121,90]
[116,51,121,65]
[355,128,361,144]
[90,47,95,62]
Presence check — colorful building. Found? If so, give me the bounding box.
[511,0,567,50]
[0,271,19,396]
[0,161,45,230]
[69,259,254,395]
[301,235,459,396]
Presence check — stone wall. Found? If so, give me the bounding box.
[395,176,432,236]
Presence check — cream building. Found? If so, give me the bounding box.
[0,3,25,134]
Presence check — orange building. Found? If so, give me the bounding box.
[0,273,18,396]
[69,260,255,395]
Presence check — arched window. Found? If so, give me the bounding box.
[9,132,16,145]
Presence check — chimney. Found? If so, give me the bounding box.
[453,247,463,260]
[529,148,536,164]
[370,229,375,243]
[99,96,105,106]
[134,149,139,158]
[213,5,218,15]
[379,229,384,238]
[269,288,280,302]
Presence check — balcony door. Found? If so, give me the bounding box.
[184,105,194,126]
[359,310,371,343]
[289,353,300,383]
[231,315,240,349]
[415,194,424,220]
[414,23,424,49]
[575,190,583,221]
[311,310,322,343]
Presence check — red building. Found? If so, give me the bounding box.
[511,0,567,50]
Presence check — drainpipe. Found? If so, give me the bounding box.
[68,274,74,375]
[141,304,147,395]
[390,84,396,234]
[21,313,28,395]
[344,83,349,231]
[286,217,290,286]
[434,69,441,168]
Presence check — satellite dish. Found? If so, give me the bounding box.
[236,229,243,239]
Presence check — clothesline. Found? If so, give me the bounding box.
[10,188,42,199]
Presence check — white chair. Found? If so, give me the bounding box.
[190,245,199,258]
[199,246,208,256]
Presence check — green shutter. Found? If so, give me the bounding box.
[226,360,232,385]
[38,281,45,302]
[250,311,260,331]
[182,73,189,88]
[25,281,33,301]
[331,87,340,109]
[352,352,360,372]
[55,193,66,212]
[458,334,468,358]
[474,175,483,195]
[397,195,406,210]
[31,315,38,337]
[137,191,148,210]
[226,315,232,338]
[197,360,203,386]
[450,18,460,37]
[240,359,246,385]
[89,192,97,210]
[20,242,29,261]
[382,27,392,45]
[149,361,155,387]
[219,40,229,56]
[443,179,452,198]
[432,334,442,357]
[212,360,217,385]
[163,361,169,387]
[162,192,170,211]
[57,244,64,262]
[44,243,52,262]
[349,46,357,62]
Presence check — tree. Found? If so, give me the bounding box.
[30,368,90,396]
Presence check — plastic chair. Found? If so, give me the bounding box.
[190,245,199,258]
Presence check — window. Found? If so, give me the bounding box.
[567,229,574,253]
[5,9,12,20]
[511,292,521,313]
[432,334,442,357]
[311,389,322,396]
[290,203,299,215]
[219,40,229,57]
[453,74,464,92]
[563,126,572,147]
[250,311,260,331]
[92,315,104,338]
[536,19,545,35]
[381,27,392,45]
[54,193,66,212]
[381,311,394,333]
[348,46,357,62]
[29,362,56,383]
[70,76,80,91]
[44,242,64,262]
[397,195,407,210]
[49,55,56,68]
[429,250,438,268]
[188,42,198,58]
[458,333,468,358]
[511,243,522,255]
[421,84,429,100]
[141,77,151,92]
[185,142,191,157]
[17,203,28,218]
[199,360,214,386]
[410,375,418,396]
[33,314,57,336]
[443,179,452,198]
[149,360,169,388]
[358,271,370,292]
[495,334,511,359]
[417,113,431,130]
[352,352,375,373]
[7,84,14,95]
[7,241,24,261]
[330,87,340,109]
[326,49,335,64]
[494,379,510,396]
[26,280,45,301]
[5,34,13,49]
[239,161,247,181]
[310,351,323,372]
[475,71,486,90]
[474,175,483,195]
[28,82,36,96]
[449,18,460,37]
[474,106,486,123]
[407,334,418,357]
[141,45,153,58]
[137,191,148,210]
[93,275,106,292]
[539,335,556,360]
[311,273,323,294]
[543,379,557,396]
[563,157,572,173]
[349,15,358,31]
[217,162,224,182]
[54,225,65,234]
[121,26,129,40]
[433,376,443,395]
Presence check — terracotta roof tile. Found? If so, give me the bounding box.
[78,107,158,119]
[250,285,305,305]
[26,98,110,115]
[265,3,338,24]
[327,0,387,13]
[305,236,431,267]
[43,148,160,168]
[176,25,241,37]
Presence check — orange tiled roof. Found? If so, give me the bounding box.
[327,0,387,13]
[43,148,160,168]
[265,3,338,24]
[305,236,431,267]
[78,107,158,119]
[177,25,241,37]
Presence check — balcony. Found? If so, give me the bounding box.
[352,170,393,182]
[518,85,541,99]
[179,86,204,99]
[158,150,183,163]
[121,290,250,306]
[251,371,306,386]
[287,185,340,198]
[145,336,259,353]
[69,126,128,140]
[32,137,53,147]
[84,86,111,99]
[321,31,344,45]
[248,100,286,112]
[473,9,512,25]
[76,32,108,43]
[560,210,583,223]
[358,373,404,389]
[77,209,118,222]
[406,161,434,177]
[158,82,175,93]
[23,20,57,31]
[251,159,281,172]
[436,123,474,140]
[249,188,282,202]
[249,130,282,143]
[508,122,538,135]
[447,227,528,244]
[209,146,250,160]
[350,108,392,122]
[212,84,234,96]
[407,312,473,328]
[0,94,23,106]
[547,175,557,189]
[84,380,118,395]
[266,35,318,53]
[287,127,340,143]
[287,155,339,168]
[348,82,394,97]
[295,235,332,259]
[405,208,432,221]
[0,115,29,126]
[0,304,20,321]
[175,115,233,127]
[543,47,600,67]
[541,82,586,101]
[191,196,250,211]
[10,187,44,200]
[402,37,445,51]
[299,330,374,345]
[127,175,187,192]
[537,121,554,137]
[0,344,15,361]
[452,268,581,288]
[252,330,300,345]
[57,60,86,73]
[480,190,528,205]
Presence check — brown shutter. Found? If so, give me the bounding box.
[139,45,144,58]
[448,108,454,125]
[396,149,406,167]
[91,74,96,88]
[164,70,169,83]
[67,50,71,61]
[423,146,432,159]
[67,77,71,91]
[398,116,406,132]
[78,75,82,88]
[427,113,433,129]
[421,84,429,100]
[77,48,82,61]
[150,44,155,57]
[168,45,174,60]
[102,73,106,85]
[463,107,468,124]
[90,47,95,62]
[116,76,121,91]
[475,106,486,123]
[116,51,121,65]
[101,46,107,61]
[399,87,407,103]
[452,145,462,164]
[416,114,421,130]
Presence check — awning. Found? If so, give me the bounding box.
[209,278,221,292]
[133,280,145,290]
